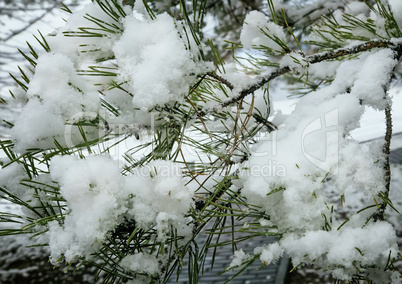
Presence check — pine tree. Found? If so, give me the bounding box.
[0,0,401,283]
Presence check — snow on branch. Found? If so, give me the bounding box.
[207,39,402,114]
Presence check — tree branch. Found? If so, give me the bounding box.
[307,40,393,64]
[206,71,234,90]
[370,44,402,221]
[373,103,393,222]
[204,39,402,116]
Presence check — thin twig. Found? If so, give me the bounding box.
[221,66,291,109]
[373,103,393,222]
[372,44,402,221]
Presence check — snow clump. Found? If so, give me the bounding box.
[10,2,212,151]
[239,47,400,280]
[120,252,159,275]
[124,160,195,241]
[114,10,212,110]
[240,11,287,52]
[47,156,194,262]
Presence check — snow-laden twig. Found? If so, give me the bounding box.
[373,44,402,221]
[206,40,402,113]
[374,101,393,222]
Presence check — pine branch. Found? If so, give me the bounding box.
[372,103,393,222]
[307,40,394,64]
[206,71,234,90]
[203,39,402,115]
[3,1,402,282]
[135,38,402,174]
[373,44,402,222]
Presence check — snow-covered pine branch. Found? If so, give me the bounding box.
[0,0,401,283]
